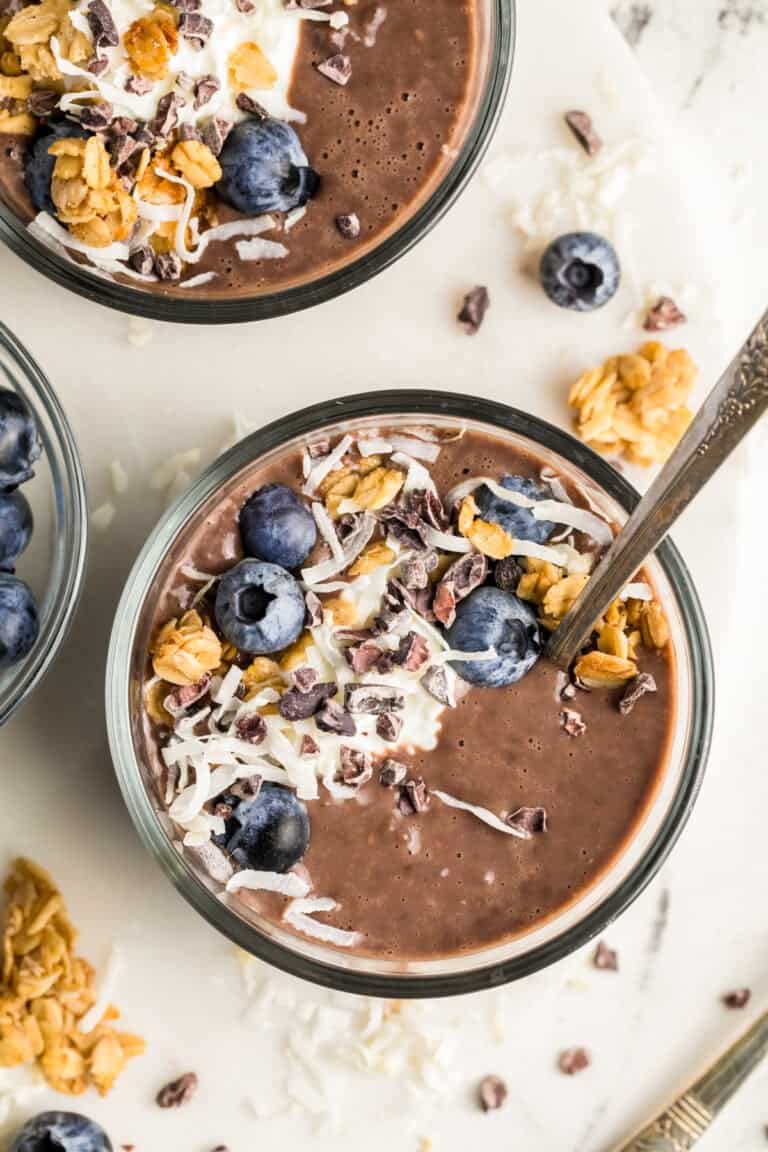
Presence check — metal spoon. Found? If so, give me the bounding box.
[548,308,768,669]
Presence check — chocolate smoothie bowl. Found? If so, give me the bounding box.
[0,0,512,321]
[107,392,712,996]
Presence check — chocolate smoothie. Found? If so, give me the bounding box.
[130,419,675,961]
[0,0,480,295]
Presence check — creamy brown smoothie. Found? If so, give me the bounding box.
[131,422,674,961]
[0,0,479,294]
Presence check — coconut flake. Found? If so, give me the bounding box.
[178,271,218,289]
[312,502,346,564]
[212,664,242,708]
[284,206,307,231]
[388,436,440,462]
[445,475,535,511]
[226,870,310,898]
[31,211,130,262]
[432,790,529,839]
[284,897,361,948]
[305,580,350,595]
[302,434,353,495]
[169,756,211,823]
[236,237,290,261]
[508,538,592,574]
[134,199,183,224]
[432,646,497,665]
[390,452,438,496]
[620,581,653,601]
[530,500,613,547]
[423,526,472,553]
[268,727,319,800]
[356,436,392,456]
[301,512,375,585]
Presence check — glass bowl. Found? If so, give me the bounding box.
[106,390,713,997]
[0,0,514,325]
[0,321,87,724]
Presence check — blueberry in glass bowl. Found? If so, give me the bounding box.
[0,321,87,723]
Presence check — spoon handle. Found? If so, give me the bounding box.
[548,308,768,669]
[610,1010,768,1151]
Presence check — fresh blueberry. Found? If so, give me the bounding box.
[0,490,33,569]
[0,388,42,490]
[0,573,38,667]
[216,117,320,215]
[10,1110,112,1152]
[474,474,555,544]
[539,231,620,311]
[445,586,541,687]
[25,119,90,214]
[226,783,310,873]
[240,483,316,570]
[215,559,305,654]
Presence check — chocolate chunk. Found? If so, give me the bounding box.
[345,640,389,675]
[80,101,113,131]
[409,488,448,530]
[292,666,319,693]
[316,53,352,86]
[619,672,657,715]
[179,11,213,45]
[457,285,490,334]
[379,757,406,786]
[201,116,231,156]
[125,74,153,95]
[344,683,405,715]
[300,734,320,757]
[87,0,119,47]
[477,1075,508,1112]
[27,88,58,118]
[401,552,436,590]
[398,776,429,815]
[316,699,356,736]
[644,296,686,332]
[420,665,456,708]
[304,589,323,628]
[339,745,372,786]
[494,556,523,592]
[379,508,429,551]
[593,940,619,971]
[376,714,403,744]
[236,92,268,117]
[234,712,267,745]
[433,552,487,627]
[177,123,201,143]
[155,252,182,281]
[395,631,429,672]
[129,245,155,276]
[559,708,586,737]
[558,1048,590,1076]
[279,682,336,720]
[723,988,751,1009]
[505,806,547,837]
[152,91,185,137]
[164,673,211,715]
[157,1072,198,1107]
[564,109,603,156]
[335,212,360,239]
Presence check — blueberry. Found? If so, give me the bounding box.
[0,388,42,490]
[10,1111,112,1152]
[445,586,541,687]
[25,119,90,214]
[539,231,620,311]
[215,559,305,654]
[474,475,554,544]
[0,490,33,568]
[227,783,310,873]
[0,573,38,667]
[240,484,316,570]
[216,117,320,215]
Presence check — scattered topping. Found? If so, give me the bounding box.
[398,777,430,815]
[123,10,178,81]
[315,699,356,736]
[457,285,490,334]
[564,110,602,156]
[316,53,351,85]
[505,806,547,836]
[348,540,395,577]
[225,870,309,897]
[593,940,618,970]
[338,745,372,787]
[558,1048,591,1076]
[433,790,530,839]
[477,1074,508,1112]
[278,681,336,720]
[171,140,222,189]
[574,650,637,689]
[722,989,751,1010]
[559,707,586,737]
[379,759,407,786]
[283,897,360,948]
[151,609,221,686]
[227,41,277,92]
[569,342,696,467]
[539,231,620,312]
[344,683,405,715]
[433,552,487,627]
[420,664,456,708]
[396,631,429,671]
[619,672,657,715]
[644,296,686,332]
[335,212,360,239]
[156,1072,198,1108]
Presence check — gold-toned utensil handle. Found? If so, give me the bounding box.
[611,1010,768,1151]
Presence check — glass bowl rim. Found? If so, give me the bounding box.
[106,389,713,998]
[0,0,515,325]
[0,320,88,725]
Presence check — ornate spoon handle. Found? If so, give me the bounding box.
[610,1010,768,1151]
[548,308,768,669]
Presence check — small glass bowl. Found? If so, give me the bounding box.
[107,391,713,997]
[0,0,514,324]
[0,322,87,725]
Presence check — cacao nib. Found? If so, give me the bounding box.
[151,91,185,137]
[558,1048,591,1076]
[300,734,320,757]
[157,1072,198,1108]
[398,776,429,815]
[345,640,389,675]
[155,252,182,281]
[87,0,119,47]
[125,74,153,95]
[395,631,429,671]
[279,682,336,720]
[376,713,403,743]
[80,101,113,131]
[409,488,448,530]
[179,11,213,44]
[505,806,547,837]
[316,53,351,85]
[644,296,686,332]
[201,116,231,156]
[723,989,751,1009]
[236,92,268,117]
[593,940,618,971]
[292,666,319,693]
[344,683,405,715]
[194,75,220,110]
[379,508,429,551]
[234,712,267,745]
[619,672,657,715]
[477,1075,507,1112]
[420,665,456,708]
[335,212,360,239]
[339,745,372,786]
[304,589,323,628]
[457,285,490,334]
[559,708,586,737]
[27,88,58,118]
[379,758,407,786]
[129,245,155,276]
[564,109,602,156]
[164,673,211,716]
[316,699,356,736]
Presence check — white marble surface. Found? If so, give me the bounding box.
[0,2,767,1151]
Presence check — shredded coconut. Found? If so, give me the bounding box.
[423,526,472,553]
[303,434,353,495]
[226,870,310,898]
[620,581,653,601]
[301,513,376,585]
[312,502,346,564]
[284,897,361,948]
[432,790,529,839]
[236,237,289,261]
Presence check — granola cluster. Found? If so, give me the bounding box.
[568,341,697,467]
[0,858,145,1095]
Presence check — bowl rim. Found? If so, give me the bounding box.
[106,389,714,998]
[0,0,515,325]
[0,320,88,725]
